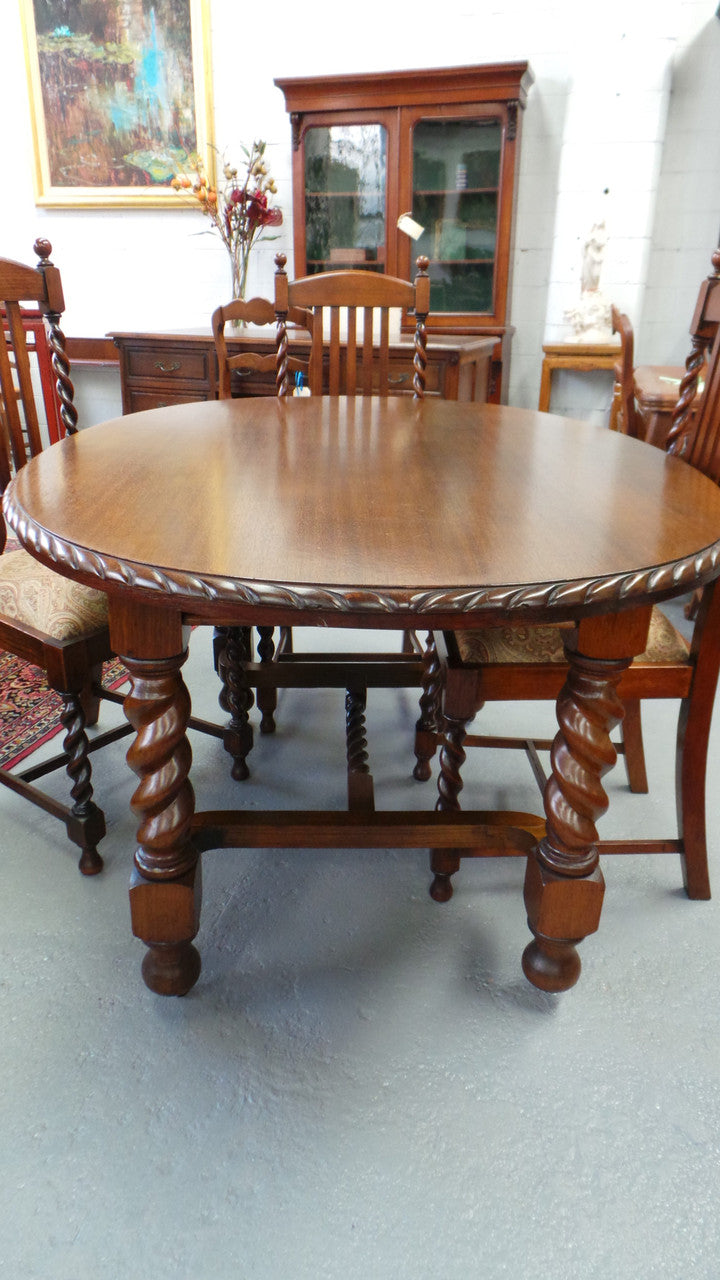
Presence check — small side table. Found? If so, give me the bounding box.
[538,341,620,412]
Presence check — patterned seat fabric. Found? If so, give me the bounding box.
[455,607,690,666]
[0,548,108,640]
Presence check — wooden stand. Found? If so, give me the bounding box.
[538,341,620,413]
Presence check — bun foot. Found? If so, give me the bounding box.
[78,846,103,875]
[231,759,250,781]
[141,942,201,996]
[413,759,432,782]
[430,872,454,902]
[521,936,581,992]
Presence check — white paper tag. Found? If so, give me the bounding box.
[397,213,425,241]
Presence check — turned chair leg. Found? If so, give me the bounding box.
[219,627,254,780]
[429,663,478,901]
[59,689,105,875]
[677,694,712,900]
[413,632,443,781]
[213,625,229,688]
[256,626,278,734]
[216,626,254,712]
[79,661,103,728]
[674,585,720,900]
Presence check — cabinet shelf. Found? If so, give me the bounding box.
[414,187,499,197]
[306,190,385,198]
[432,257,495,266]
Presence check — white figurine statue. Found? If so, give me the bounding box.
[581,221,607,293]
[564,219,614,342]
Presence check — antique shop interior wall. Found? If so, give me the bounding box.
[2,0,719,423]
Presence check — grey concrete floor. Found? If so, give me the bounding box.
[1,621,719,1280]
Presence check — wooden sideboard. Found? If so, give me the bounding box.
[109,329,498,413]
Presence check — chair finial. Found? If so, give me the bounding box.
[33,239,53,266]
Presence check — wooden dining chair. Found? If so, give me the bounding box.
[274,252,430,398]
[415,247,720,906]
[211,294,315,766]
[215,255,431,785]
[608,304,637,436]
[0,240,133,874]
[211,294,313,398]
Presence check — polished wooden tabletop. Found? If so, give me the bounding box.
[7,396,720,629]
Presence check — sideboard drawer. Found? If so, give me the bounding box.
[125,389,208,414]
[125,345,211,384]
[387,358,441,395]
[327,358,442,396]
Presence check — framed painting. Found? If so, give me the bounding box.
[19,0,214,207]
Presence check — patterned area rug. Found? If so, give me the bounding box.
[0,651,129,770]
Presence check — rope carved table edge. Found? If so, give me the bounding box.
[5,498,720,621]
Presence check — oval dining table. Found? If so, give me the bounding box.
[6,395,720,999]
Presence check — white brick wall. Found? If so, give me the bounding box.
[2,0,717,423]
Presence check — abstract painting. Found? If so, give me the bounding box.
[20,0,213,206]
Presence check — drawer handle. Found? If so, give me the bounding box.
[388,373,410,385]
[154,360,181,373]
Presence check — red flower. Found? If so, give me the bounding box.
[172,141,283,263]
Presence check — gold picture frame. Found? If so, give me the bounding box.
[19,0,214,208]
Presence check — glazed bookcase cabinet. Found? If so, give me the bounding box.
[275,62,533,400]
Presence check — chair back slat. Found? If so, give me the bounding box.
[0,313,31,472]
[0,241,73,503]
[274,255,430,399]
[377,310,390,397]
[361,308,374,395]
[328,306,341,396]
[346,308,357,396]
[5,301,44,460]
[309,314,324,396]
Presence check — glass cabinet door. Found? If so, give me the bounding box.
[411,117,502,315]
[303,123,388,273]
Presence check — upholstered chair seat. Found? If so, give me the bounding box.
[454,608,689,667]
[0,548,108,639]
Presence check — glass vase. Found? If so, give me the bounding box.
[230,251,249,301]
[229,250,249,328]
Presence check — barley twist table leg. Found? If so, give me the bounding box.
[523,646,631,992]
[123,652,201,996]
